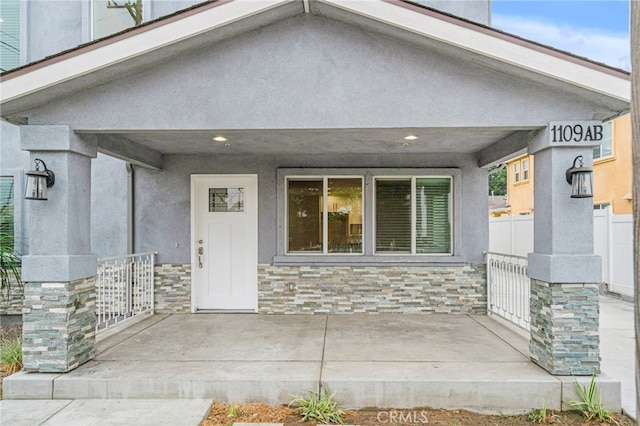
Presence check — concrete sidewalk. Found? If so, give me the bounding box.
[600,295,636,419]
[0,399,213,426]
[2,295,633,425]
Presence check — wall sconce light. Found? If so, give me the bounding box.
[25,158,55,200]
[565,155,593,198]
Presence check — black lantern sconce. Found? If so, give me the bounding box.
[25,158,55,200]
[565,155,593,198]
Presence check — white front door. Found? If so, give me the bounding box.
[191,175,258,311]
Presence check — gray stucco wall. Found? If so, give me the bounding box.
[20,0,490,66]
[12,9,620,268]
[148,0,203,20]
[21,0,207,64]
[0,121,127,259]
[24,14,615,130]
[23,0,90,63]
[91,153,128,258]
[134,153,488,264]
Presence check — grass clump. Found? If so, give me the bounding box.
[290,387,345,424]
[0,230,22,296]
[565,374,618,424]
[528,403,559,424]
[227,404,238,418]
[0,334,22,375]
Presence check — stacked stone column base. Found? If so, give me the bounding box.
[529,279,600,375]
[22,277,96,373]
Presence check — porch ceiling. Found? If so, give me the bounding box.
[83,127,537,157]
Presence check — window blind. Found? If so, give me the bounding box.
[375,180,411,252]
[416,178,451,254]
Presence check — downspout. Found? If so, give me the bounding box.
[126,162,135,254]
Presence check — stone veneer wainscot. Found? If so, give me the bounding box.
[154,264,192,313]
[22,277,96,373]
[154,263,487,314]
[258,263,486,314]
[529,279,600,375]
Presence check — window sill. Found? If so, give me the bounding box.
[272,255,467,266]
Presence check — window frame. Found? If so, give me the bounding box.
[91,0,150,41]
[0,170,24,256]
[285,175,364,256]
[275,168,463,265]
[521,158,529,181]
[513,162,520,183]
[593,121,613,160]
[373,176,453,256]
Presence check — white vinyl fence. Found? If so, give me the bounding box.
[594,209,634,296]
[489,208,633,298]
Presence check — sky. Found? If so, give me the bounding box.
[491,0,631,71]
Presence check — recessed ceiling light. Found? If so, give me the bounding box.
[404,135,418,141]
[213,136,227,142]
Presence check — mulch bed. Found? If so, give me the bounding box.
[0,324,23,399]
[200,402,634,426]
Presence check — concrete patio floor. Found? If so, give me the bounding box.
[4,311,622,413]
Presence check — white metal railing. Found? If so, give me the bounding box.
[96,252,156,334]
[486,252,530,330]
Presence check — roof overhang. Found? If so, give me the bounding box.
[0,0,300,109]
[0,0,630,111]
[323,0,630,102]
[0,0,630,170]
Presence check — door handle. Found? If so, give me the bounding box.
[198,246,203,268]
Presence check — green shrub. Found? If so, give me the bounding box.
[0,230,21,296]
[0,335,22,375]
[566,374,617,424]
[290,388,345,424]
[227,404,238,418]
[528,403,559,424]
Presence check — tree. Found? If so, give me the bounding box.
[488,166,507,196]
[631,1,639,423]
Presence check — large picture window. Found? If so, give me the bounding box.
[287,177,363,254]
[283,171,455,258]
[375,177,452,255]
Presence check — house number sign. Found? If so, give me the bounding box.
[548,121,603,146]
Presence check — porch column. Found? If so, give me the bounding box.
[527,122,601,376]
[20,125,97,373]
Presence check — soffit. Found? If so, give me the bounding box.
[80,127,536,156]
